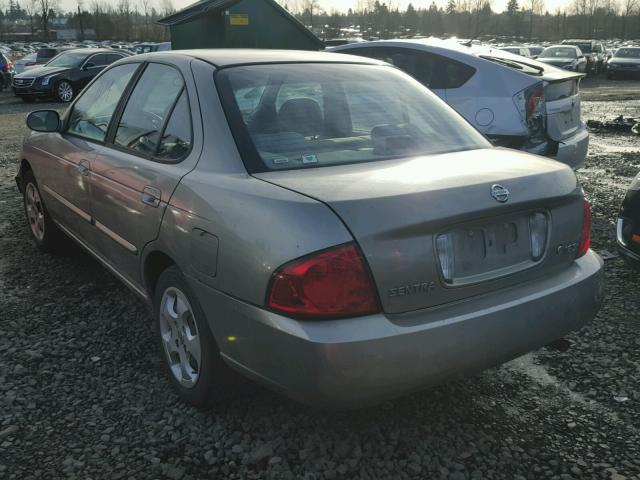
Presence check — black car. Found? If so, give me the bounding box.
[606,47,640,79]
[13,48,130,103]
[617,174,640,269]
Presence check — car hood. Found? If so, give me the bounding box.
[16,65,68,78]
[255,148,582,313]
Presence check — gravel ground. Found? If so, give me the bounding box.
[1,90,639,480]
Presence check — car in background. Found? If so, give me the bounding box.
[606,47,640,79]
[34,47,74,67]
[0,51,15,92]
[499,46,532,57]
[14,52,38,74]
[16,49,604,408]
[527,46,545,58]
[132,43,171,54]
[332,39,589,169]
[536,45,587,72]
[324,38,366,47]
[13,48,131,102]
[561,40,605,74]
[617,174,640,269]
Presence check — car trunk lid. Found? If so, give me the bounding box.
[254,148,584,314]
[544,75,583,142]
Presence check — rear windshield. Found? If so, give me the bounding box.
[615,48,640,58]
[36,49,58,61]
[217,64,489,173]
[540,47,577,59]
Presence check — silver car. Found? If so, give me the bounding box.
[16,50,604,409]
[331,39,590,170]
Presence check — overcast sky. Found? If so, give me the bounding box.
[57,0,573,16]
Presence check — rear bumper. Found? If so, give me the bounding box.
[549,122,589,170]
[617,217,640,269]
[190,251,604,408]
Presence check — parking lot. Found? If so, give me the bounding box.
[0,76,639,480]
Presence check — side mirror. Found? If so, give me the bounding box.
[26,110,60,132]
[83,62,95,70]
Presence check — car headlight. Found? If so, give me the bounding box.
[41,76,52,86]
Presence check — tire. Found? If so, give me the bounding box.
[153,265,237,408]
[22,170,63,253]
[55,80,74,103]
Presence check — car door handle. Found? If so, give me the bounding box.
[77,159,90,176]
[141,186,161,208]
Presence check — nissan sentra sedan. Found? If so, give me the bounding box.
[16,50,605,409]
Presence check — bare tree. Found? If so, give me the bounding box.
[25,0,38,36]
[621,0,638,38]
[139,0,151,41]
[523,0,545,38]
[118,0,132,41]
[38,0,58,40]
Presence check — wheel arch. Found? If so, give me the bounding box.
[143,249,178,298]
[15,159,33,193]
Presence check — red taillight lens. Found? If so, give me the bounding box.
[526,86,544,119]
[577,199,592,258]
[267,243,380,319]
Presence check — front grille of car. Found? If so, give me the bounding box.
[14,77,35,87]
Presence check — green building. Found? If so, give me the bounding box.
[157,0,324,51]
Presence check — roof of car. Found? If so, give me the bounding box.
[332,38,516,58]
[134,49,388,68]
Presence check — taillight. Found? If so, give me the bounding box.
[267,243,381,319]
[514,83,546,141]
[577,199,592,258]
[526,85,544,119]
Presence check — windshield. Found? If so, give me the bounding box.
[615,48,640,58]
[217,64,489,173]
[566,43,591,53]
[540,47,577,59]
[46,51,89,68]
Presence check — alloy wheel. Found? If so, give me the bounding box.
[57,82,73,102]
[159,287,202,388]
[25,183,45,241]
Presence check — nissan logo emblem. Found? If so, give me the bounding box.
[491,184,510,203]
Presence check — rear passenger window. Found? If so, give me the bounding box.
[114,63,184,157]
[156,91,192,160]
[67,63,139,142]
[442,61,476,88]
[345,47,475,90]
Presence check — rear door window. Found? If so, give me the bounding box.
[346,47,475,90]
[156,91,192,161]
[87,54,110,67]
[67,63,140,142]
[114,63,185,157]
